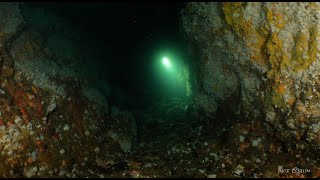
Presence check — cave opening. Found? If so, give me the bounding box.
[11,2,247,177]
[22,2,210,146]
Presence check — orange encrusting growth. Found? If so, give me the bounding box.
[222,2,268,66]
[5,80,44,124]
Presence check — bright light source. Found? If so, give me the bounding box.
[162,57,171,68]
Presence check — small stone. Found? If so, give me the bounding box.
[85,130,90,136]
[40,134,44,140]
[239,135,245,142]
[144,162,152,168]
[94,147,100,153]
[60,149,65,154]
[63,124,70,131]
[256,158,261,163]
[252,138,262,147]
[59,170,66,176]
[0,89,5,95]
[207,174,217,178]
[7,150,13,156]
[39,166,46,172]
[234,165,245,176]
[27,94,35,100]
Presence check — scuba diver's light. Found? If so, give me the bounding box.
[154,51,191,99]
[162,57,171,68]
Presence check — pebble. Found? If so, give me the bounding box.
[239,135,245,142]
[207,174,217,178]
[63,124,70,131]
[144,162,152,168]
[256,158,261,163]
[60,149,65,154]
[85,130,90,136]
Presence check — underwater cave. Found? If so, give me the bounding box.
[0,2,319,178]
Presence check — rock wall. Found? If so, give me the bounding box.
[0,3,137,177]
[182,2,320,151]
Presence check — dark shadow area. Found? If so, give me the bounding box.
[42,2,189,107]
[22,2,198,143]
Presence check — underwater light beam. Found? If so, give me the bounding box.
[162,57,172,68]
